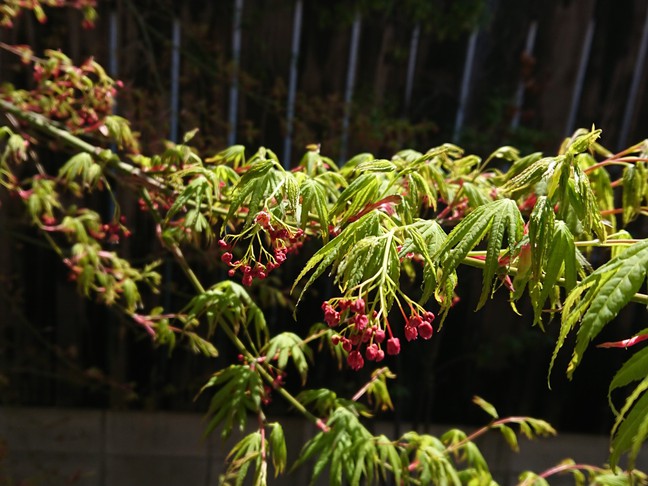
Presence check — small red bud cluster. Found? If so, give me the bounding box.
[323,298,402,371]
[261,370,285,406]
[236,354,283,405]
[40,214,57,226]
[89,216,132,244]
[217,212,307,287]
[518,193,538,213]
[137,194,174,213]
[446,199,469,222]
[328,225,341,238]
[24,55,121,133]
[404,311,435,342]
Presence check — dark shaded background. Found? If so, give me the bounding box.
[1,0,647,436]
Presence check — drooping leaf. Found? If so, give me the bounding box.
[610,386,648,469]
[462,181,492,209]
[399,219,450,305]
[550,239,648,381]
[225,157,277,226]
[622,165,646,226]
[185,281,268,349]
[205,144,246,168]
[472,396,499,419]
[261,332,312,385]
[268,422,287,476]
[496,424,519,452]
[499,152,543,183]
[292,212,382,306]
[434,199,524,309]
[299,177,331,240]
[58,152,102,188]
[330,172,383,224]
[500,157,552,197]
[200,365,264,439]
[609,346,648,414]
[222,431,263,486]
[530,220,578,326]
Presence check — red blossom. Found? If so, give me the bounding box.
[353,314,369,330]
[418,322,434,340]
[347,350,364,371]
[374,328,386,344]
[365,344,379,361]
[254,210,271,228]
[350,298,365,314]
[386,337,401,355]
[404,326,418,342]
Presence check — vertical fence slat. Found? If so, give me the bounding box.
[511,20,537,129]
[108,11,119,79]
[565,19,595,136]
[164,18,182,313]
[618,6,648,149]
[169,18,181,144]
[339,12,362,164]
[228,0,244,147]
[453,28,479,143]
[282,0,303,168]
[403,23,421,113]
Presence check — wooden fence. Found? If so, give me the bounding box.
[0,0,647,433]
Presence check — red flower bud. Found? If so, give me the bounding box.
[350,298,365,314]
[374,328,386,344]
[404,325,418,342]
[386,337,401,355]
[418,322,434,340]
[365,344,378,361]
[347,350,364,371]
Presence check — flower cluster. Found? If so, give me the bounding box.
[86,216,132,245]
[324,298,438,370]
[218,211,307,286]
[323,298,402,371]
[11,51,120,133]
[404,311,435,341]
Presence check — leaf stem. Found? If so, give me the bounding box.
[351,367,391,402]
[518,462,606,486]
[583,160,633,174]
[445,416,535,454]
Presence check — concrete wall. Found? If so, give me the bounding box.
[1,407,647,485]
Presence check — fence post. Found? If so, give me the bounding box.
[453,28,479,143]
[511,20,538,129]
[282,0,304,169]
[618,6,648,150]
[565,18,595,136]
[109,11,119,79]
[339,11,362,165]
[403,23,421,114]
[228,0,244,147]
[169,18,181,144]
